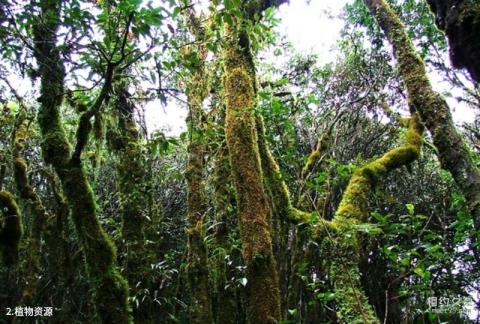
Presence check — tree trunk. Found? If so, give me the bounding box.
[327,114,423,323]
[32,0,130,322]
[0,191,23,266]
[364,0,480,245]
[12,119,48,304]
[426,0,480,83]
[110,87,153,323]
[184,12,214,323]
[223,25,281,322]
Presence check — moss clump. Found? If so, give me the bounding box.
[0,191,23,266]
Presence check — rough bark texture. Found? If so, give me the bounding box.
[223,22,281,322]
[0,191,23,266]
[364,0,480,236]
[212,139,240,324]
[426,0,480,83]
[32,0,130,322]
[184,11,214,323]
[12,119,48,304]
[111,88,152,323]
[185,62,214,324]
[328,114,423,324]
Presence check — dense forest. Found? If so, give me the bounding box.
[0,0,480,323]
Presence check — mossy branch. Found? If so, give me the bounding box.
[32,0,131,321]
[256,115,309,224]
[364,0,480,242]
[327,114,423,323]
[12,118,49,304]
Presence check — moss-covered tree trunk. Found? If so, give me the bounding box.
[12,119,48,304]
[327,114,423,323]
[183,11,214,323]
[212,112,240,324]
[426,0,480,83]
[32,0,130,322]
[223,23,281,322]
[110,87,153,323]
[363,0,480,241]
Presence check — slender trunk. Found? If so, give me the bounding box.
[111,88,153,323]
[364,0,480,242]
[12,119,48,304]
[184,13,214,323]
[212,135,241,324]
[32,0,130,322]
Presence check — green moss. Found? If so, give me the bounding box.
[32,0,131,321]
[0,191,23,266]
[223,30,281,322]
[327,114,423,322]
[13,119,49,304]
[366,0,480,234]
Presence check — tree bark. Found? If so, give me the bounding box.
[364,0,480,242]
[223,22,281,322]
[184,11,214,324]
[32,0,130,322]
[426,0,480,83]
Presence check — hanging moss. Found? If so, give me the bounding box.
[364,0,480,246]
[32,0,131,322]
[0,191,23,266]
[327,114,423,323]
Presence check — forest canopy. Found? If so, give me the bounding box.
[0,0,480,323]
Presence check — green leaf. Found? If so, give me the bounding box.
[406,203,415,215]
